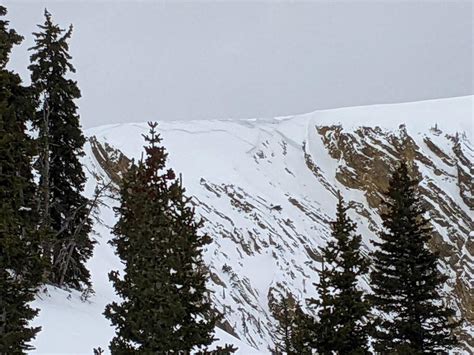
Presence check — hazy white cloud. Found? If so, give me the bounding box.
[5,1,473,128]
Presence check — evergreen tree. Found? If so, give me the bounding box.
[308,193,371,354]
[104,122,218,353]
[370,161,458,353]
[270,293,310,355]
[0,6,42,352]
[29,9,93,289]
[308,258,335,354]
[197,343,238,355]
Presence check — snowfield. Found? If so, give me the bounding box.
[31,96,473,354]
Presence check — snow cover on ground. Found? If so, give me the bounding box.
[30,96,473,354]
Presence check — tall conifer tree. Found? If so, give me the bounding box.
[0,6,42,352]
[370,161,458,353]
[270,293,310,355]
[104,122,218,353]
[29,10,93,289]
[308,259,334,353]
[308,193,371,354]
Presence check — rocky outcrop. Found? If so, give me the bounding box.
[316,124,473,347]
[89,136,131,186]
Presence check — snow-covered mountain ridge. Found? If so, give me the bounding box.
[32,96,473,353]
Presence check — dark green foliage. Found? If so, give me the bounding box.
[197,343,238,354]
[92,346,104,355]
[308,193,371,354]
[0,5,42,353]
[29,9,93,290]
[104,122,218,353]
[370,161,459,353]
[308,259,334,354]
[270,293,310,355]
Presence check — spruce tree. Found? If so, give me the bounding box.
[308,259,335,353]
[196,343,237,355]
[29,10,93,290]
[370,161,458,353]
[104,122,218,353]
[270,293,310,355]
[308,193,371,354]
[0,6,42,352]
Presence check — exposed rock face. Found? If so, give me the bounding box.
[89,136,131,186]
[316,124,473,346]
[85,97,473,352]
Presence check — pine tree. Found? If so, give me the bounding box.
[370,161,458,353]
[104,122,218,353]
[270,293,310,355]
[308,258,335,354]
[28,9,94,290]
[308,193,371,354]
[0,5,43,352]
[197,344,238,355]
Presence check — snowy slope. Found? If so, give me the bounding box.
[31,96,473,354]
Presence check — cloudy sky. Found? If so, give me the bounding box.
[5,1,473,128]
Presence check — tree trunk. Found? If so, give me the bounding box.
[38,98,51,280]
[57,181,111,288]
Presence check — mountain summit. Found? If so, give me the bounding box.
[32,96,473,353]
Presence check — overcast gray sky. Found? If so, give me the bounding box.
[5,1,473,128]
